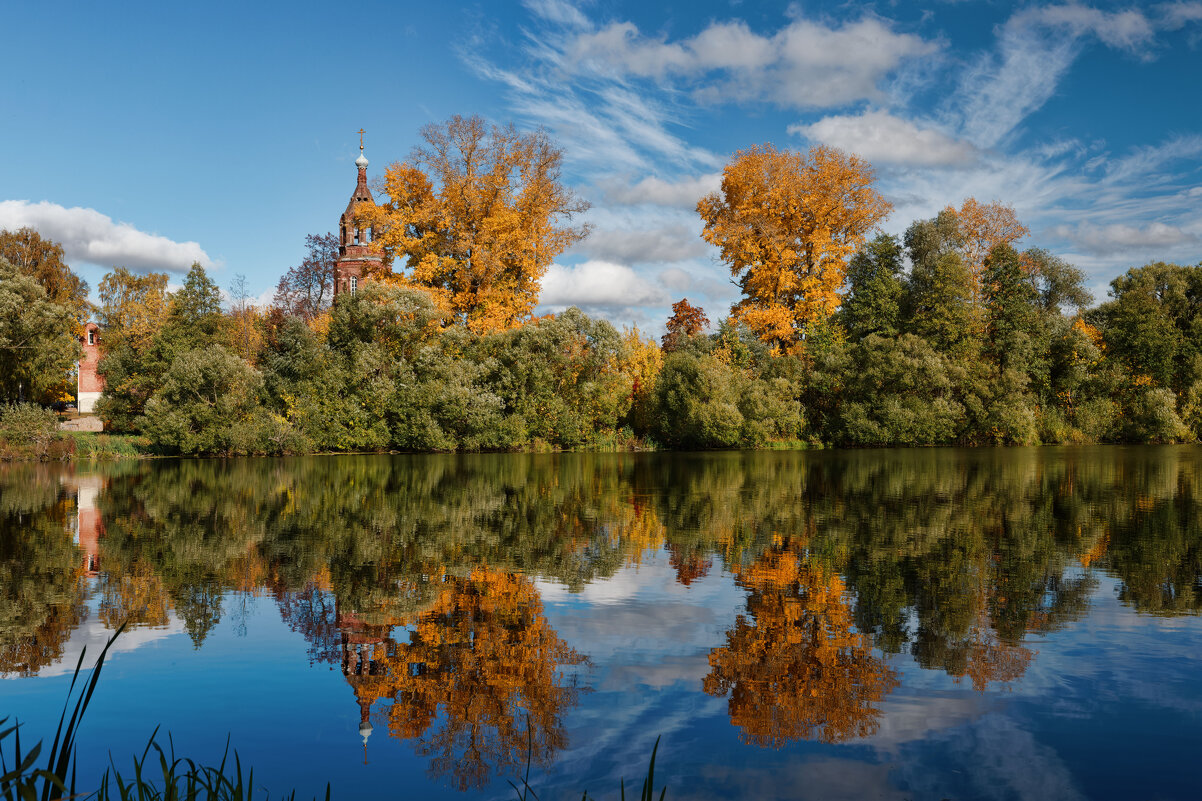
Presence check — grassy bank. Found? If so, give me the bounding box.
[0,404,153,461]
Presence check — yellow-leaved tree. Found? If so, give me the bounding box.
[698,144,891,352]
[944,198,1028,300]
[363,115,590,334]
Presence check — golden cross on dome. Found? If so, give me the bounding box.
[358,128,365,149]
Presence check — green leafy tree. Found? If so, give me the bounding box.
[836,334,967,446]
[841,234,904,341]
[139,345,276,454]
[0,228,91,328]
[0,258,80,404]
[983,244,1039,372]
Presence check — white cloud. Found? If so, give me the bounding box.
[1157,1,1202,30]
[659,267,693,292]
[1051,221,1198,255]
[1021,4,1156,50]
[539,260,668,308]
[600,173,722,208]
[521,0,589,30]
[959,4,1158,149]
[793,110,979,167]
[575,225,707,263]
[566,16,938,109]
[0,200,210,273]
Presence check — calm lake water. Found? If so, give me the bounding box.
[2,449,1201,800]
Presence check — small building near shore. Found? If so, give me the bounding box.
[77,322,104,413]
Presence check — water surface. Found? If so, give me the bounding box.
[2,448,1201,799]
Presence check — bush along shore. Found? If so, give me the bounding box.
[70,261,1202,456]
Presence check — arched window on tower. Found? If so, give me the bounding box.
[354,227,361,245]
[350,276,358,295]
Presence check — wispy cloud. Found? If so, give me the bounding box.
[1156,1,1202,30]
[792,110,979,167]
[563,16,939,109]
[598,173,722,208]
[958,4,1159,149]
[0,200,210,273]
[1051,221,1198,255]
[573,225,708,264]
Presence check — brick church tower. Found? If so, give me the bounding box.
[333,135,382,297]
[77,322,104,413]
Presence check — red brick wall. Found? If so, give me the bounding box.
[78,323,104,394]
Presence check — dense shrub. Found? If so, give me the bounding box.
[139,346,289,455]
[0,403,73,460]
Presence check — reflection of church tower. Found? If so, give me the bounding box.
[63,474,104,576]
[333,131,382,298]
[337,599,389,759]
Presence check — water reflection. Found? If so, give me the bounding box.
[278,569,584,790]
[2,448,1201,786]
[704,535,899,745]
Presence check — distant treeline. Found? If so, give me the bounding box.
[88,229,1202,454]
[2,234,1201,456]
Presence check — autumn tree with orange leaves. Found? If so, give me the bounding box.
[661,298,710,351]
[363,115,591,334]
[698,144,891,352]
[704,538,898,746]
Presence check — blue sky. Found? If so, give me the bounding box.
[2,0,1200,331]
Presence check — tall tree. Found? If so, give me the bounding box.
[365,115,591,334]
[944,198,1028,301]
[905,250,980,356]
[1092,262,1202,398]
[1023,248,1092,313]
[0,228,91,328]
[661,298,710,351]
[165,262,224,340]
[983,243,1039,371]
[698,144,891,352]
[0,258,80,404]
[97,267,171,352]
[227,274,263,362]
[841,233,904,341]
[273,233,338,321]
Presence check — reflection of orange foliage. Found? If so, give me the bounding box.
[667,542,712,586]
[342,568,585,791]
[617,502,666,567]
[100,562,170,629]
[1078,534,1110,569]
[961,626,1032,692]
[704,543,898,746]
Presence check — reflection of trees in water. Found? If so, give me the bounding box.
[704,537,898,745]
[282,568,585,791]
[3,447,1202,746]
[0,466,89,676]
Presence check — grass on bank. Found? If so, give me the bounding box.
[1,629,668,801]
[0,403,153,461]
